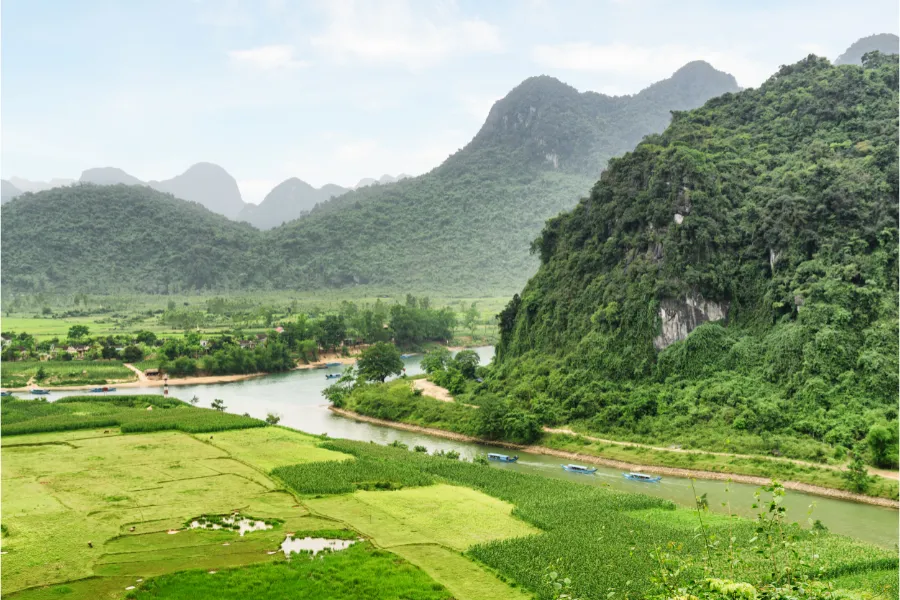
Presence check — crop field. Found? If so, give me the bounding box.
[1,396,264,436]
[3,398,896,600]
[1,360,137,387]
[203,427,350,471]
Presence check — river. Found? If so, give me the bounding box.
[48,346,899,548]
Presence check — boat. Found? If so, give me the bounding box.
[623,472,662,483]
[487,453,518,463]
[0,391,12,397]
[325,373,341,380]
[105,387,117,392]
[400,354,414,359]
[30,389,50,395]
[562,464,597,474]
[325,362,342,367]
[89,387,104,393]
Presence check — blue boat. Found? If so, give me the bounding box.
[487,453,518,463]
[562,464,597,474]
[89,387,104,393]
[325,362,342,367]
[623,472,662,483]
[31,389,50,395]
[0,391,12,397]
[400,354,414,359]
[325,373,341,380]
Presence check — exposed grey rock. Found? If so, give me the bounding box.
[653,294,728,350]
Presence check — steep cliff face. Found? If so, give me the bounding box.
[653,295,728,350]
[498,55,899,388]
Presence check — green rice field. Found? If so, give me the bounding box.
[2,396,896,600]
[1,361,136,388]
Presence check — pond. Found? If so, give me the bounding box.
[48,347,899,548]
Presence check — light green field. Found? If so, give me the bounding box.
[390,544,533,600]
[3,426,531,600]
[307,484,539,551]
[201,427,350,471]
[1,360,137,388]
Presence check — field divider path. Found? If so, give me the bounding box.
[123,363,149,382]
[329,407,900,509]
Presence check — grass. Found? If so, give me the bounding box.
[306,485,539,552]
[390,544,532,600]
[1,360,137,387]
[123,543,454,600]
[202,427,350,472]
[1,396,265,436]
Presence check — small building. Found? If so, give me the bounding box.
[144,368,160,377]
[199,340,209,348]
[255,333,267,343]
[274,326,284,334]
[239,340,255,349]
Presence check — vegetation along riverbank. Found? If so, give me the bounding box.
[2,394,896,599]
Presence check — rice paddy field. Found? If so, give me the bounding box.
[2,396,897,599]
[1,361,137,388]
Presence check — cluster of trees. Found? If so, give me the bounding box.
[485,54,900,468]
[420,347,482,394]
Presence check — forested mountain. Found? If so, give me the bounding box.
[835,33,899,65]
[1,61,738,294]
[148,162,246,219]
[1,179,21,204]
[7,176,75,193]
[237,178,350,230]
[489,54,898,460]
[1,184,270,293]
[355,174,411,188]
[264,62,738,293]
[79,167,143,185]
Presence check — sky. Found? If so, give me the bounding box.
[2,0,898,204]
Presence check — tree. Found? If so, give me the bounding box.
[357,342,403,383]
[135,330,157,346]
[843,450,871,493]
[265,413,281,425]
[420,347,452,374]
[211,398,226,412]
[67,325,90,341]
[36,365,47,381]
[122,345,143,363]
[452,350,480,379]
[464,302,479,336]
[317,315,346,352]
[866,424,899,468]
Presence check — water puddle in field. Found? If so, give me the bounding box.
[189,514,272,536]
[279,535,359,557]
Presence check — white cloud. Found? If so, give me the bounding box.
[533,42,771,88]
[310,0,502,70]
[228,44,309,69]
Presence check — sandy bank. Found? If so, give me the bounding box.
[328,407,900,509]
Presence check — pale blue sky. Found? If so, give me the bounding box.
[2,0,897,203]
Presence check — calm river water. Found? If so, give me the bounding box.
[49,347,899,548]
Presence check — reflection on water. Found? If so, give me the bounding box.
[47,347,899,548]
[280,535,359,557]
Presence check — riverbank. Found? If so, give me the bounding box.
[329,407,900,509]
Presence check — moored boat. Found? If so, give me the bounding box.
[325,373,341,380]
[325,362,342,367]
[562,464,597,474]
[400,354,414,359]
[623,472,662,483]
[487,453,518,463]
[31,389,50,395]
[89,387,104,393]
[105,387,117,392]
[0,391,12,397]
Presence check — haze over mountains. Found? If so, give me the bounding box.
[834,33,899,65]
[2,58,741,294]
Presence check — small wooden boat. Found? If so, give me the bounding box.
[325,362,342,367]
[105,387,116,392]
[400,354,413,359]
[0,391,12,397]
[562,464,597,474]
[325,373,341,380]
[89,387,104,393]
[31,389,50,395]
[623,472,662,483]
[487,453,518,463]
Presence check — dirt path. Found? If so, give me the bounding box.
[123,363,148,382]
[6,372,268,392]
[413,379,454,402]
[544,427,900,481]
[329,407,899,509]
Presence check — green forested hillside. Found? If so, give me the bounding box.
[1,184,272,293]
[1,62,737,296]
[486,54,899,464]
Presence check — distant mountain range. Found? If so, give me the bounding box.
[3,57,740,294]
[3,165,410,224]
[835,33,899,65]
